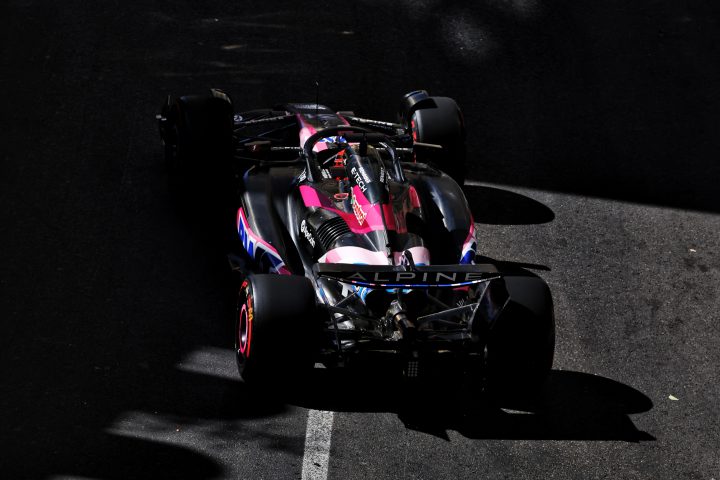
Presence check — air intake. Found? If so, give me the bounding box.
[316,216,351,251]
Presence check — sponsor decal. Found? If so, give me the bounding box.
[342,271,491,283]
[379,166,390,191]
[322,270,498,287]
[294,103,322,110]
[316,262,499,287]
[245,295,253,357]
[351,194,367,225]
[298,168,307,183]
[350,166,367,192]
[358,165,372,184]
[300,220,316,248]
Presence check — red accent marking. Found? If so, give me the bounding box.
[382,203,398,231]
[463,219,476,245]
[411,119,418,163]
[352,194,368,225]
[238,300,252,357]
[409,186,421,209]
[352,186,385,230]
[334,150,345,168]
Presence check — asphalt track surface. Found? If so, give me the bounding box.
[1,1,719,479]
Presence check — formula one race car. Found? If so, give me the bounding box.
[157,89,555,398]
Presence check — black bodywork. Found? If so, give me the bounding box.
[158,92,554,383]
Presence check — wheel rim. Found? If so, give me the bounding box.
[236,282,253,360]
[238,303,250,357]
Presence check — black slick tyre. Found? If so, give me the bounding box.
[235,274,317,389]
[406,95,467,186]
[161,89,234,197]
[485,275,555,406]
[160,89,236,244]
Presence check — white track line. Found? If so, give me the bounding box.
[301,409,334,480]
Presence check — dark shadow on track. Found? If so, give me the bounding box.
[400,370,655,442]
[464,185,555,225]
[290,369,654,443]
[16,435,223,480]
[0,155,293,479]
[4,0,703,477]
[443,0,720,213]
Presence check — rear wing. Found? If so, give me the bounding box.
[314,263,500,288]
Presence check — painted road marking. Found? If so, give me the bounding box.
[177,349,336,478]
[301,409,334,480]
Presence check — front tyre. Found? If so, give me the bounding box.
[235,274,318,389]
[400,91,467,186]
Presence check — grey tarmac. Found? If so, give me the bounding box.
[1,1,719,479]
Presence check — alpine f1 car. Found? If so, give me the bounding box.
[157,89,555,398]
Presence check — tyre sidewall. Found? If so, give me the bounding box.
[409,96,467,186]
[486,275,555,403]
[234,274,317,387]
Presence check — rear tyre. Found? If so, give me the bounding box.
[402,92,467,186]
[161,89,234,197]
[485,275,555,407]
[235,274,318,389]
